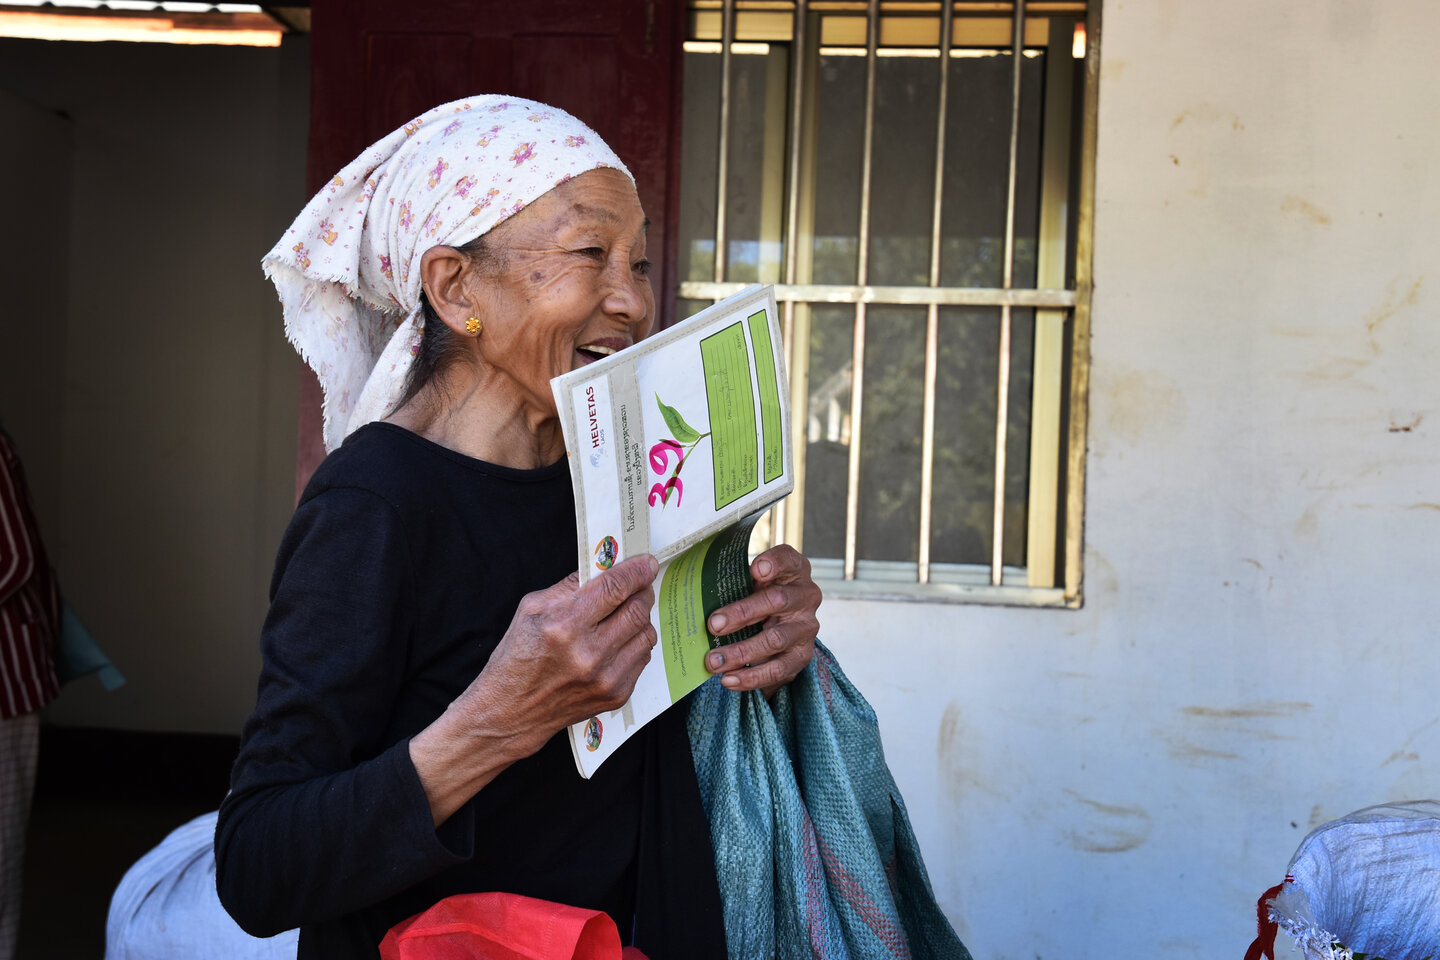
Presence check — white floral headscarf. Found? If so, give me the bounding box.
[263,95,633,452]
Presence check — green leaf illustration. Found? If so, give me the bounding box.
[655,394,702,445]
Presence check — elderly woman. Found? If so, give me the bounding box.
[214,97,820,958]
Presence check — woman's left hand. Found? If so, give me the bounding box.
[704,545,822,697]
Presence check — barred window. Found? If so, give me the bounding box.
[676,0,1098,606]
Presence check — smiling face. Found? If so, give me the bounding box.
[465,167,654,423]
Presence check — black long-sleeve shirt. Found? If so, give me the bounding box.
[215,423,724,958]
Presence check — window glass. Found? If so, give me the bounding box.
[678,49,720,285]
[722,46,789,283]
[940,52,1044,288]
[856,305,928,562]
[810,52,864,284]
[867,56,939,287]
[800,305,854,558]
[929,306,1033,567]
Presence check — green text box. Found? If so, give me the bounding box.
[700,322,759,509]
[746,308,783,483]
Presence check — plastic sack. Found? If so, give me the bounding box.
[687,640,971,960]
[1246,801,1440,960]
[105,811,297,960]
[379,892,649,960]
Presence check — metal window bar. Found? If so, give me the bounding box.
[713,0,735,285]
[842,0,881,581]
[773,0,809,552]
[679,281,1076,308]
[990,0,1026,587]
[917,0,954,584]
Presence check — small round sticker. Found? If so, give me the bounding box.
[593,536,619,570]
[584,716,603,752]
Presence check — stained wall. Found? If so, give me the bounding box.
[822,2,1440,955]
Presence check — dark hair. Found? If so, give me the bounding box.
[394,234,495,411]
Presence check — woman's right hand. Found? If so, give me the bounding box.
[474,553,660,747]
[409,554,659,825]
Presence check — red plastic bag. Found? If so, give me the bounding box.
[378,892,649,960]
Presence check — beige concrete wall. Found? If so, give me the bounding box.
[0,36,307,735]
[0,89,70,536]
[820,2,1440,956]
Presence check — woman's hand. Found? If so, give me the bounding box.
[478,553,661,740]
[703,545,822,698]
[410,554,659,825]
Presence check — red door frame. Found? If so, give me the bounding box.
[296,0,686,495]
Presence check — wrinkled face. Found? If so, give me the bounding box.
[466,167,654,419]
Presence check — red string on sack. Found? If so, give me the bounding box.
[1243,881,1285,960]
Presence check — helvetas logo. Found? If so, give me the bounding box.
[586,385,605,467]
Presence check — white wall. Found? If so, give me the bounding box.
[821,2,1440,957]
[0,37,308,734]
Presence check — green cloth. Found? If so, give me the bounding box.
[55,599,124,690]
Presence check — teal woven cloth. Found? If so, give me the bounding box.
[687,641,972,960]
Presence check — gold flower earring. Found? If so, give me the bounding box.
[465,316,482,336]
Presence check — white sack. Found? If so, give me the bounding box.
[1270,801,1440,960]
[105,810,297,960]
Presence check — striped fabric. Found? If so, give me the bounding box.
[0,430,60,719]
